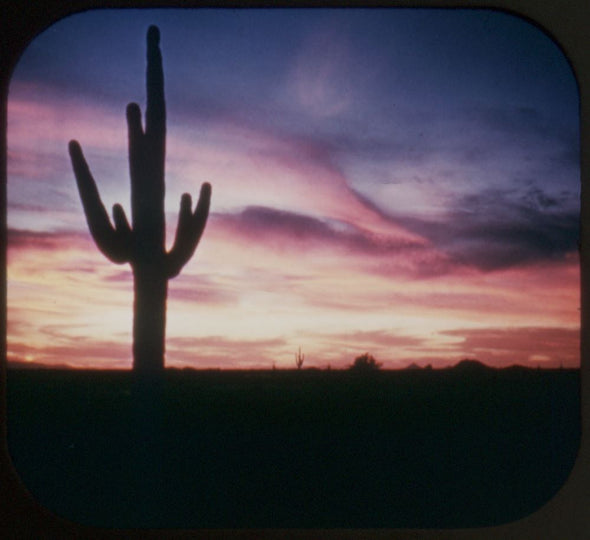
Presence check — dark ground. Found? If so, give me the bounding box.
[5,366,580,529]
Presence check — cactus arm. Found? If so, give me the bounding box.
[68,140,132,264]
[112,203,133,239]
[126,102,144,196]
[166,183,212,278]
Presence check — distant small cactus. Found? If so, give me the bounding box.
[295,347,305,370]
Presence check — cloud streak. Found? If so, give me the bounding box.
[217,206,422,254]
[398,188,579,271]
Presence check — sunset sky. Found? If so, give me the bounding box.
[6,8,580,369]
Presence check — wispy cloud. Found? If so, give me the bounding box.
[217,206,421,253]
[399,188,579,271]
[168,276,239,306]
[7,228,86,251]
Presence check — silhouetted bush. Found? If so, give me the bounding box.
[350,353,382,372]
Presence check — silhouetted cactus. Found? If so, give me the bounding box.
[295,347,304,370]
[69,26,211,374]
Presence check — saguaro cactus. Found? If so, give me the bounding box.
[295,347,304,370]
[68,26,211,374]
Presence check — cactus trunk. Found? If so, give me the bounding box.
[133,265,167,373]
[69,26,211,374]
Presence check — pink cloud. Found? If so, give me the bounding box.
[162,105,428,251]
[8,88,128,154]
[7,228,88,251]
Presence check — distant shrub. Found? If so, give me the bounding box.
[350,353,382,372]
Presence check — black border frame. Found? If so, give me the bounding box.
[1,1,588,538]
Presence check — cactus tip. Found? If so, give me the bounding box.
[180,192,192,207]
[147,25,160,46]
[126,102,141,119]
[68,140,81,156]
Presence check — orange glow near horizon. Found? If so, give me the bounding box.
[7,212,580,370]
